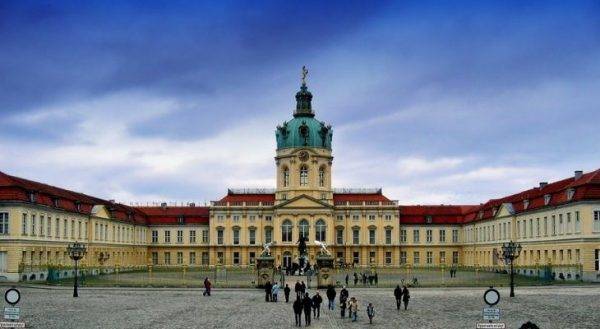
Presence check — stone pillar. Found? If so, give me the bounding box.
[316,255,334,288]
[256,256,275,288]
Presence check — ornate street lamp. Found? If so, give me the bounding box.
[67,241,87,297]
[497,241,522,297]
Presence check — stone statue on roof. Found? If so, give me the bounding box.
[301,65,308,85]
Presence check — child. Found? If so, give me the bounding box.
[348,297,359,322]
[366,302,375,324]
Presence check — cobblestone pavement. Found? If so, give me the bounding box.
[7,285,600,329]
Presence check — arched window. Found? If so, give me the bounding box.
[318,166,325,187]
[282,220,293,242]
[315,219,326,241]
[282,167,289,187]
[299,219,309,239]
[300,165,308,186]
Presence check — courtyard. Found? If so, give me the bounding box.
[7,285,599,328]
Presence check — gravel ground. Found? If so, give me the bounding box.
[5,285,599,329]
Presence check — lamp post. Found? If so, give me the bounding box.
[67,241,87,297]
[498,241,522,297]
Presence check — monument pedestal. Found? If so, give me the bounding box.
[316,255,334,288]
[256,256,275,288]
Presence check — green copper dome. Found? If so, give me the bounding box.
[276,117,333,150]
[276,76,333,150]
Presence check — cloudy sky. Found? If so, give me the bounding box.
[1,1,600,205]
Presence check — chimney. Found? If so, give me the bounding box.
[539,182,548,189]
[574,170,583,180]
[109,199,115,203]
[189,202,195,207]
[160,202,167,209]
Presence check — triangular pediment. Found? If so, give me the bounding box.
[91,204,111,219]
[495,203,515,218]
[275,194,333,209]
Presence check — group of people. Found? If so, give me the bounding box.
[393,285,411,310]
[206,276,411,326]
[349,272,379,286]
[292,291,323,326]
[291,284,381,326]
[263,281,282,302]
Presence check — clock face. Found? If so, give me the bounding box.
[5,288,20,305]
[484,288,500,306]
[298,151,309,162]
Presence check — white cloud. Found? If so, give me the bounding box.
[397,156,467,174]
[0,91,279,203]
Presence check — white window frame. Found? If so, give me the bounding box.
[0,213,8,235]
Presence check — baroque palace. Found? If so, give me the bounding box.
[1,75,600,283]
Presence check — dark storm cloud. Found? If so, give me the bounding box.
[1,1,600,203]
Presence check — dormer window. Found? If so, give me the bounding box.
[75,201,82,212]
[28,192,36,203]
[492,207,498,216]
[544,194,551,206]
[425,215,433,224]
[52,198,60,207]
[567,188,575,201]
[478,211,483,220]
[177,216,185,225]
[128,212,133,221]
[523,199,529,210]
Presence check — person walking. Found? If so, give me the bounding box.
[366,302,375,324]
[348,297,359,322]
[345,273,349,286]
[295,281,302,299]
[284,284,291,303]
[340,297,347,318]
[265,281,272,302]
[353,272,358,286]
[394,285,403,311]
[312,291,323,319]
[402,285,410,310]
[374,273,379,286]
[326,285,336,310]
[339,286,349,318]
[302,293,313,326]
[300,281,306,295]
[203,277,212,296]
[293,297,303,327]
[272,281,280,302]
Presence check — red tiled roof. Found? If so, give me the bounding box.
[136,206,209,225]
[333,193,390,202]
[219,194,275,203]
[400,205,475,225]
[460,168,600,223]
[0,171,146,224]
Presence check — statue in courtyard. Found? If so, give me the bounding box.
[297,235,308,257]
[314,240,331,256]
[261,241,274,257]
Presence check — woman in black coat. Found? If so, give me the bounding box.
[326,285,336,310]
[302,293,313,325]
[284,284,291,303]
[394,285,403,311]
[402,285,410,310]
[293,297,303,327]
